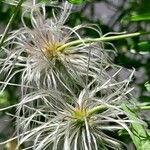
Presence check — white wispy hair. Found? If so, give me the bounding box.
[5,0,59,7]
[14,67,135,150]
[0,1,114,95]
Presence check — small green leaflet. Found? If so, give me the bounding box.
[0,91,9,106]
[130,13,150,21]
[145,81,150,92]
[132,41,150,52]
[67,0,85,4]
[122,104,150,150]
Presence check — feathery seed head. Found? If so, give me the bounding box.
[0,1,113,93]
[15,68,134,150]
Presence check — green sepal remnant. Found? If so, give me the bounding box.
[68,0,85,5]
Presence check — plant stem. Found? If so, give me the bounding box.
[0,0,25,49]
[58,32,150,52]
[87,103,150,117]
[87,105,108,117]
[139,106,150,111]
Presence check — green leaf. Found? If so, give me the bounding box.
[132,41,150,52]
[122,104,150,150]
[138,42,150,52]
[67,0,85,5]
[145,81,150,92]
[130,13,150,21]
[0,91,9,106]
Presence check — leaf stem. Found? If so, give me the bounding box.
[58,32,150,52]
[0,0,25,49]
[87,103,150,117]
[87,105,108,117]
[139,106,150,111]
